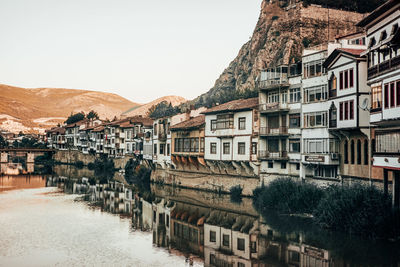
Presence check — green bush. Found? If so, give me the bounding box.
[74,161,84,169]
[87,162,95,170]
[313,184,395,238]
[253,178,324,214]
[271,15,279,21]
[230,185,243,203]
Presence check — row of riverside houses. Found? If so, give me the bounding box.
[45,1,400,206]
[46,116,153,159]
[258,0,400,206]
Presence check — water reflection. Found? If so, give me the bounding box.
[1,172,400,266]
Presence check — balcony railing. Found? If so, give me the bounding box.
[258,76,289,90]
[258,150,288,160]
[368,55,400,79]
[259,103,289,113]
[259,127,288,136]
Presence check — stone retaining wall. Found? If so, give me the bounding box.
[151,168,259,196]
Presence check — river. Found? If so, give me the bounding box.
[0,170,400,267]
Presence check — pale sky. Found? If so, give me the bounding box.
[0,0,261,104]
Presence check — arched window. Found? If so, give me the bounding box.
[344,140,349,164]
[329,102,337,128]
[357,139,362,164]
[364,140,369,165]
[350,140,355,164]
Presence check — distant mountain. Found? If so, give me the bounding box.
[122,95,186,117]
[0,84,139,133]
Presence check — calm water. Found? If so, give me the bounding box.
[0,176,202,267]
[1,171,400,267]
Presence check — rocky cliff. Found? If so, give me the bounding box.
[195,0,369,105]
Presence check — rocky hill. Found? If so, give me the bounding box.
[194,0,375,106]
[0,84,139,133]
[122,95,186,117]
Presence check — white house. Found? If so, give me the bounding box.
[357,0,400,207]
[202,98,259,176]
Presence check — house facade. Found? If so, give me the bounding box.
[357,0,400,207]
[203,98,259,176]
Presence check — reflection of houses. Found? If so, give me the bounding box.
[258,63,303,183]
[170,115,205,171]
[203,98,260,177]
[357,0,400,207]
[152,198,174,247]
[170,204,207,256]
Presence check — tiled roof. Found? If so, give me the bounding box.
[170,115,205,130]
[202,97,258,115]
[323,48,366,68]
[46,127,66,134]
[65,119,88,128]
[337,48,365,56]
[93,126,105,132]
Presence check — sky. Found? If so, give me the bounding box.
[0,0,261,104]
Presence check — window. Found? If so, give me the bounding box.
[281,162,286,169]
[289,139,300,153]
[304,85,328,103]
[238,262,245,267]
[238,142,245,155]
[268,91,279,103]
[289,88,301,103]
[384,80,400,109]
[303,112,328,128]
[237,238,245,251]
[303,59,325,78]
[350,140,355,164]
[211,120,216,131]
[159,144,165,155]
[357,139,362,164]
[251,142,257,155]
[167,144,170,156]
[339,100,354,121]
[210,231,216,242]
[154,144,157,154]
[238,117,246,130]
[153,211,156,222]
[166,215,169,227]
[222,234,230,247]
[251,241,257,253]
[339,69,354,90]
[296,163,300,170]
[289,114,300,128]
[314,166,337,178]
[268,162,273,168]
[344,140,349,164]
[304,138,339,154]
[210,254,216,265]
[223,142,230,154]
[210,143,217,154]
[372,85,382,110]
[216,114,234,130]
[364,140,369,165]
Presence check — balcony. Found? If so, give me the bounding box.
[258,77,289,90]
[259,127,288,136]
[368,55,400,79]
[258,150,289,161]
[259,103,289,113]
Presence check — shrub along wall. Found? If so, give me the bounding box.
[253,178,399,239]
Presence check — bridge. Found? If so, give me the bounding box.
[0,148,56,163]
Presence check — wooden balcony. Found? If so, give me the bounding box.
[368,55,400,79]
[258,77,289,90]
[258,150,289,161]
[259,103,289,113]
[259,127,288,136]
